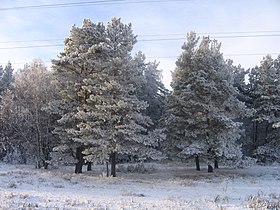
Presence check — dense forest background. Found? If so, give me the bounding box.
[0,18,279,176]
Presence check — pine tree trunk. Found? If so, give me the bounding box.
[253,121,259,149]
[208,164,213,173]
[75,161,83,174]
[252,121,255,149]
[214,159,219,169]
[87,162,92,171]
[110,152,117,177]
[75,146,83,174]
[265,123,270,143]
[195,155,200,171]
[106,162,109,177]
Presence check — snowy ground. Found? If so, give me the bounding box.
[0,161,279,210]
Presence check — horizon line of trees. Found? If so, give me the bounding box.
[0,18,279,177]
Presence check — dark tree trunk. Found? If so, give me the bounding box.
[252,121,255,148]
[253,121,259,149]
[87,162,92,171]
[75,161,83,174]
[214,159,219,169]
[110,152,117,177]
[265,123,270,143]
[75,146,84,174]
[208,164,213,173]
[106,162,109,177]
[195,155,200,171]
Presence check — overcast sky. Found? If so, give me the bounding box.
[0,0,280,89]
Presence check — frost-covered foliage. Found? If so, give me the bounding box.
[50,144,77,166]
[51,18,164,171]
[133,52,168,126]
[272,122,280,128]
[254,141,280,164]
[249,55,280,124]
[0,62,14,95]
[0,60,58,168]
[254,119,280,164]
[163,32,249,163]
[248,55,280,162]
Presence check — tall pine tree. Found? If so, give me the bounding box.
[249,55,280,162]
[51,18,163,175]
[164,32,249,170]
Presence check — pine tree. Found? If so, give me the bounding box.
[231,64,257,157]
[0,62,14,95]
[250,55,280,126]
[164,32,248,170]
[51,18,163,175]
[132,52,168,127]
[249,55,280,162]
[0,65,3,85]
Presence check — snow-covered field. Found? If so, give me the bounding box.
[0,161,279,210]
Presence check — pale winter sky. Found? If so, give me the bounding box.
[0,0,280,89]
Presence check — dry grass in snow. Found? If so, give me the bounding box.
[0,161,279,209]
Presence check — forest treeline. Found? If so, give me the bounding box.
[0,18,279,176]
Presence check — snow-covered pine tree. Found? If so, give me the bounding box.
[0,62,13,95]
[250,55,280,135]
[131,52,168,129]
[249,55,280,162]
[164,32,248,170]
[51,18,163,176]
[231,64,257,156]
[0,65,4,94]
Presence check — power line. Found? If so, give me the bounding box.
[1,30,279,44]
[224,53,280,57]
[0,38,62,44]
[0,0,190,11]
[138,34,280,42]
[1,31,279,45]
[0,44,63,50]
[213,34,280,39]
[147,53,280,59]
[1,53,279,69]
[140,30,280,37]
[0,0,124,11]
[1,34,280,50]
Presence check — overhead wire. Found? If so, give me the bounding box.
[0,0,279,60]
[2,52,279,66]
[148,53,280,59]
[0,0,190,11]
[140,30,280,37]
[0,44,63,50]
[1,31,280,45]
[1,33,280,50]
[0,1,278,68]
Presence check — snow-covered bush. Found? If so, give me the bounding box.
[50,144,77,166]
[221,156,257,168]
[254,141,280,164]
[2,146,27,164]
[117,163,156,173]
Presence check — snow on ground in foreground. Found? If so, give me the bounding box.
[0,162,279,210]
